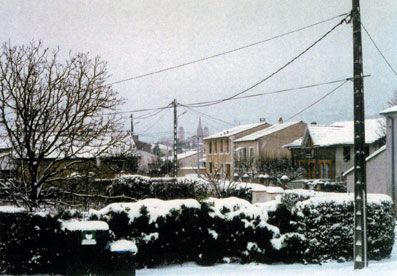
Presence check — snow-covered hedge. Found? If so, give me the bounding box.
[0,190,394,273]
[286,191,395,263]
[0,209,65,274]
[106,174,252,201]
[90,197,281,267]
[105,174,210,201]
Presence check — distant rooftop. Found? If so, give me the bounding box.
[235,121,301,142]
[204,122,268,140]
[284,118,384,148]
[380,105,397,115]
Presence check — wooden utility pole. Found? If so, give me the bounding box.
[173,99,178,178]
[352,0,367,269]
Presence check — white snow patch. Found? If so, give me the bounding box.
[110,239,138,254]
[204,197,267,221]
[0,206,26,213]
[90,198,201,224]
[62,220,109,231]
[143,232,159,242]
[208,229,219,240]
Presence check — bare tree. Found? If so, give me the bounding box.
[0,41,127,208]
[387,89,397,107]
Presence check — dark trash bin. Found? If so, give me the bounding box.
[63,220,110,276]
[109,240,138,276]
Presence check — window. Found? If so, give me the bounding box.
[319,160,331,179]
[209,142,212,154]
[225,140,229,153]
[209,162,213,173]
[242,148,247,161]
[214,141,218,153]
[343,146,350,162]
[220,140,223,153]
[305,148,314,158]
[249,147,254,160]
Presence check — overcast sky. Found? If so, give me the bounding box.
[1,0,397,142]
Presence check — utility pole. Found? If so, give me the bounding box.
[352,0,367,269]
[173,99,178,178]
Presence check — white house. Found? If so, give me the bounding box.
[344,105,397,211]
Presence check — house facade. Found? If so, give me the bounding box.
[343,105,397,211]
[285,119,385,180]
[204,121,271,178]
[233,121,306,172]
[344,145,387,194]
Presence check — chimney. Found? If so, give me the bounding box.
[259,118,266,123]
[278,117,283,124]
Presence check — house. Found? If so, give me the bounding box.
[204,121,271,178]
[163,149,206,177]
[344,106,397,211]
[233,121,306,172]
[0,145,16,179]
[284,119,385,180]
[344,145,386,193]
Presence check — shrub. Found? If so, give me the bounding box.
[289,192,395,263]
[105,175,209,201]
[90,197,280,267]
[0,209,65,275]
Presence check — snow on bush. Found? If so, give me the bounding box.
[289,191,395,263]
[105,174,210,201]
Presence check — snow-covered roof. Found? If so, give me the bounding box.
[343,145,386,177]
[162,150,202,161]
[204,122,268,140]
[235,122,301,142]
[282,137,303,148]
[151,143,170,150]
[285,119,384,148]
[380,105,397,115]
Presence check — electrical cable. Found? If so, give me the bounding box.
[182,106,235,126]
[182,77,350,107]
[181,16,349,108]
[284,80,349,122]
[361,22,397,78]
[107,13,348,86]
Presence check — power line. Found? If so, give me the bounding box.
[98,77,352,117]
[182,77,350,107]
[135,108,168,119]
[182,106,235,126]
[361,22,397,78]
[181,16,349,108]
[107,13,348,86]
[284,80,349,122]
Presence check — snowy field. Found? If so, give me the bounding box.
[137,226,397,276]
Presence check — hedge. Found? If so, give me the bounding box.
[284,190,395,263]
[0,190,395,274]
[90,197,279,267]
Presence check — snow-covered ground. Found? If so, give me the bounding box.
[137,226,397,276]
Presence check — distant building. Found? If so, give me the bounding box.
[203,126,209,137]
[284,119,385,180]
[234,121,306,172]
[204,121,271,178]
[178,126,185,141]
